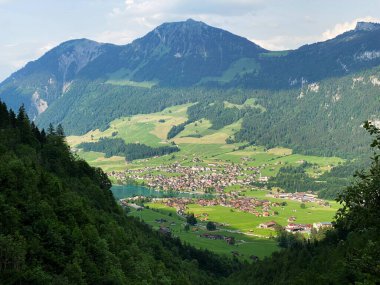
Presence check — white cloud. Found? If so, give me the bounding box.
[95,30,137,44]
[322,16,380,40]
[250,35,321,51]
[102,0,266,45]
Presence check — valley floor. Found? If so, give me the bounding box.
[68,103,342,260]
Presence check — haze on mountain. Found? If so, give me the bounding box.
[0,19,380,159]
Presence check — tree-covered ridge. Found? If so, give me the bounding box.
[187,101,260,130]
[0,101,241,284]
[236,67,380,158]
[78,137,179,161]
[33,66,380,159]
[265,158,370,199]
[35,82,251,135]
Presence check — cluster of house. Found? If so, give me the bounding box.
[157,195,280,217]
[109,163,261,193]
[270,192,330,206]
[259,220,333,233]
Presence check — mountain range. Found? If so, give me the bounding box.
[1,19,380,159]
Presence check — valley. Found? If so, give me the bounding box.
[67,103,343,259]
[1,14,380,284]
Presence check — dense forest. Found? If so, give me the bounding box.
[187,101,259,130]
[35,66,380,160]
[235,67,380,158]
[78,137,179,161]
[0,102,241,284]
[265,159,370,199]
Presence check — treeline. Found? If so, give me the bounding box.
[266,159,369,199]
[167,122,187,139]
[0,101,242,284]
[167,99,262,139]
[187,101,258,130]
[78,137,179,161]
[266,162,321,193]
[228,123,380,284]
[37,68,380,159]
[36,82,254,135]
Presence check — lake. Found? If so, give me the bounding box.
[111,184,212,200]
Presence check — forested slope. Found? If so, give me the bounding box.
[0,101,240,284]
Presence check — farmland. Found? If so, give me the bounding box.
[68,103,344,179]
[124,186,338,260]
[68,103,344,259]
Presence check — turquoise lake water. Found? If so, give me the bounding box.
[111,184,212,200]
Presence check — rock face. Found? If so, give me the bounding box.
[0,39,106,118]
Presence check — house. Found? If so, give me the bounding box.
[285,223,312,233]
[259,221,277,229]
[313,222,333,230]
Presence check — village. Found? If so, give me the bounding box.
[109,162,261,193]
[114,158,334,243]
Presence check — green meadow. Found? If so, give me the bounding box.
[68,104,344,177]
[129,186,338,259]
[69,103,343,259]
[129,204,279,260]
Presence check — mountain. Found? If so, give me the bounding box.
[0,39,110,119]
[240,21,380,89]
[1,20,380,159]
[81,19,267,86]
[1,20,380,120]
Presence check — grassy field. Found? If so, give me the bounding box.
[129,205,279,260]
[129,186,339,259]
[68,103,344,176]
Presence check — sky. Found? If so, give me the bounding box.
[0,0,380,81]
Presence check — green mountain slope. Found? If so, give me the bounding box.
[35,66,380,158]
[2,20,380,121]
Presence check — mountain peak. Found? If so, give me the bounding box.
[355,21,380,31]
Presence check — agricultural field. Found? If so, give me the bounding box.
[70,102,343,259]
[129,204,279,260]
[68,103,344,178]
[126,187,338,259]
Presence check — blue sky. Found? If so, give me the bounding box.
[0,0,380,81]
